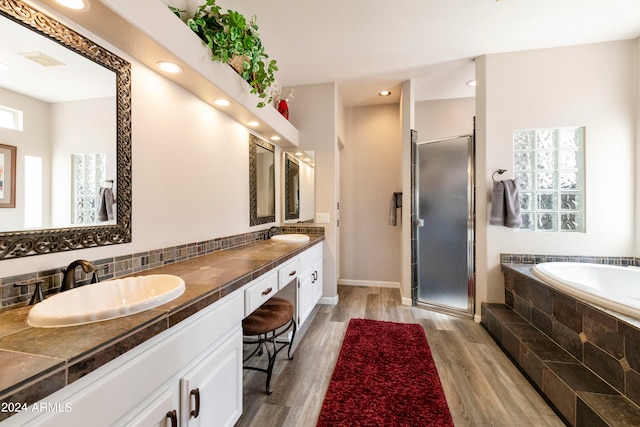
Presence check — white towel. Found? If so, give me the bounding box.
[97,187,115,221]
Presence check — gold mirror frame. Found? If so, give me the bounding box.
[0,0,132,259]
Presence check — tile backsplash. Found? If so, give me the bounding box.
[1,225,324,308]
[500,253,637,266]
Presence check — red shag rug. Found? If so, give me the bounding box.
[317,318,454,427]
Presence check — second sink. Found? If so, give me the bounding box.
[270,234,310,243]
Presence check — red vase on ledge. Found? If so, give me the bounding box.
[277,99,289,120]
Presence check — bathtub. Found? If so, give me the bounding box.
[531,262,640,319]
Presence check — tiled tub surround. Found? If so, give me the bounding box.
[0,232,323,422]
[482,263,640,426]
[1,225,324,308]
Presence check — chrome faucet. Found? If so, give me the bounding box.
[267,226,281,239]
[61,260,96,292]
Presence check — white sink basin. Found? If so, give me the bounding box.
[27,274,186,328]
[270,234,310,243]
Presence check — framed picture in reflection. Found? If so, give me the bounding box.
[0,143,16,208]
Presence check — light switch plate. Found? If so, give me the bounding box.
[316,213,330,224]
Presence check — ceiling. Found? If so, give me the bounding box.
[0,12,114,103]
[218,0,640,106]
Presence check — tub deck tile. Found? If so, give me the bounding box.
[482,299,640,427]
[577,392,640,427]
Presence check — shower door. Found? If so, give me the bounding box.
[416,135,474,315]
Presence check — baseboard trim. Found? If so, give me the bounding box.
[338,279,400,289]
[401,296,413,306]
[319,295,339,305]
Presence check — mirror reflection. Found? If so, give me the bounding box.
[249,134,275,225]
[283,150,315,223]
[0,9,117,232]
[0,0,132,259]
[284,154,299,220]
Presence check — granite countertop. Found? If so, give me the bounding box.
[0,234,323,419]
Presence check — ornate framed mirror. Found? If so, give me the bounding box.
[249,134,275,226]
[284,153,300,220]
[0,0,132,259]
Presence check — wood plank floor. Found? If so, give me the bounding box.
[236,286,565,427]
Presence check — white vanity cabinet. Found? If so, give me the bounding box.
[179,328,243,427]
[296,243,323,327]
[8,292,244,427]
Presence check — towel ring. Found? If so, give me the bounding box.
[492,169,507,182]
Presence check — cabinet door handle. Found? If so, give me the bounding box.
[190,388,200,418]
[166,410,177,427]
[261,287,273,296]
[289,270,296,276]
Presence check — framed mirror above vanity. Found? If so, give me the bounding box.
[282,150,315,224]
[0,0,132,259]
[249,134,275,226]
[284,153,300,220]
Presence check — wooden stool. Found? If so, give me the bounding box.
[242,297,297,394]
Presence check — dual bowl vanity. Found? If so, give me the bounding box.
[0,234,323,426]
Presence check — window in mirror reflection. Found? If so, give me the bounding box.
[71,153,107,224]
[24,155,42,228]
[0,105,22,130]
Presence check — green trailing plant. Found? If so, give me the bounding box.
[170,0,278,108]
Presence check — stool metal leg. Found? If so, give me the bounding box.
[243,317,296,395]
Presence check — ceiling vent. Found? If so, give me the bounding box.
[20,51,65,67]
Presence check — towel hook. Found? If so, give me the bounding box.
[492,169,507,182]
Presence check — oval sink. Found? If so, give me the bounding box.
[27,274,186,328]
[270,234,310,243]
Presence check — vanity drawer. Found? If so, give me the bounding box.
[278,258,299,290]
[245,271,278,315]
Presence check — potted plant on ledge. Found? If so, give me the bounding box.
[170,0,278,108]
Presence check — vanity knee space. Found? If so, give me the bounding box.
[244,242,323,328]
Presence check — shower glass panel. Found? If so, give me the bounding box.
[417,136,473,313]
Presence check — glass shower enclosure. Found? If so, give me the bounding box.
[416,135,474,316]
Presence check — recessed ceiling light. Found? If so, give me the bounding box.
[270,136,281,141]
[214,99,231,107]
[55,0,89,11]
[157,61,182,74]
[466,79,477,87]
[379,90,391,97]
[247,121,260,127]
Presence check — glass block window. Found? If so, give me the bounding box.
[71,153,106,224]
[513,127,584,232]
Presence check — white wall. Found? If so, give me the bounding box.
[476,40,636,314]
[50,97,116,228]
[340,104,401,284]
[288,83,339,303]
[0,88,50,231]
[415,98,475,142]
